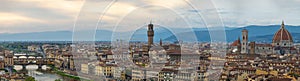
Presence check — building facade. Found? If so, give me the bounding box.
[230,21,297,55]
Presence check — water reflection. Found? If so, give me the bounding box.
[14,65,61,81]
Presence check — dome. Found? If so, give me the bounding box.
[231,38,241,46]
[272,21,293,43]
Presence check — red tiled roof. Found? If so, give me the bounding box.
[272,21,293,43]
[161,68,178,72]
[167,49,181,54]
[267,77,292,81]
[231,39,241,46]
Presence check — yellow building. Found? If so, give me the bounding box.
[95,64,117,78]
[81,63,89,74]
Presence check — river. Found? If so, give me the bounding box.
[14,65,73,81]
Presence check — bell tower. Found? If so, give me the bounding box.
[241,28,248,54]
[160,38,162,46]
[147,21,154,47]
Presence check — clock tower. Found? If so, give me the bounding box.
[147,22,154,47]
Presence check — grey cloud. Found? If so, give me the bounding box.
[1,0,300,33]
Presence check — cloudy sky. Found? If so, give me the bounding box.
[1,0,300,33]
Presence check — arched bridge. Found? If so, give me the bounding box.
[12,54,55,69]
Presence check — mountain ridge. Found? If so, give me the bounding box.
[0,25,299,42]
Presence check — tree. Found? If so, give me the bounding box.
[55,79,62,81]
[25,76,35,81]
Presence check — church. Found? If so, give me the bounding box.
[230,21,297,55]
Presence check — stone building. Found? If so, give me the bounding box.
[230,21,297,55]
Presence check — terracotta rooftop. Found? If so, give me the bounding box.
[231,38,241,46]
[272,21,293,43]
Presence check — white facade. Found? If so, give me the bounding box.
[241,29,248,54]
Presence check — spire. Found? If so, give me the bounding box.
[160,38,162,46]
[281,20,285,29]
[148,19,153,30]
[148,19,153,26]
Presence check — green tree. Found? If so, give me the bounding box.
[55,79,61,81]
[25,76,35,81]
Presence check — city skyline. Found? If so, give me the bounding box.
[1,0,300,81]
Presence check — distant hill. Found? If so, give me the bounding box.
[250,33,300,43]
[0,31,73,41]
[0,25,300,42]
[165,25,300,43]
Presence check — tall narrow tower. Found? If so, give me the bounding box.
[237,37,241,53]
[148,22,154,47]
[241,28,248,54]
[160,38,162,46]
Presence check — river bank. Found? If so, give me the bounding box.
[14,65,91,81]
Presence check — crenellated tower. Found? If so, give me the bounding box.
[147,21,154,47]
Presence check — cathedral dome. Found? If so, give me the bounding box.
[272,21,293,43]
[231,38,241,46]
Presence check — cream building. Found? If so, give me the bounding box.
[81,63,89,74]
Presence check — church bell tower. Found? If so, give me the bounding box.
[241,28,248,54]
